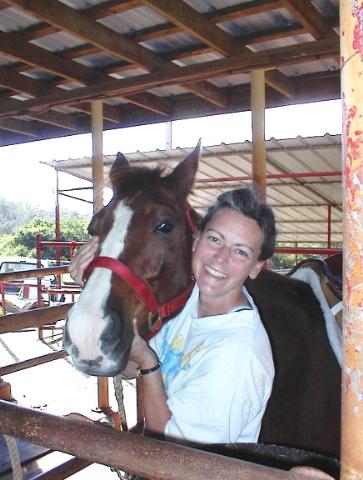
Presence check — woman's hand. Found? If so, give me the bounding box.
[121,360,139,379]
[129,318,159,370]
[69,236,99,286]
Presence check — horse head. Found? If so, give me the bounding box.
[63,142,201,376]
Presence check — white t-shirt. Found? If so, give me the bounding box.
[149,284,274,444]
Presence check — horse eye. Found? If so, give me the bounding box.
[154,221,174,234]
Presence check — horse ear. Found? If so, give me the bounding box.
[167,139,201,199]
[88,206,107,236]
[110,152,129,188]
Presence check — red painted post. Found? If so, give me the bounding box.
[36,234,44,308]
[340,1,363,479]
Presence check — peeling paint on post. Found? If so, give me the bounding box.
[340,1,363,479]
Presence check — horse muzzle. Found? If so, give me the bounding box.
[63,306,131,377]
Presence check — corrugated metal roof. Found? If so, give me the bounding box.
[44,133,342,245]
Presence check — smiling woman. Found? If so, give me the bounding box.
[66,169,277,446]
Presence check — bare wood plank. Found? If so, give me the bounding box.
[0,31,171,116]
[29,110,82,130]
[0,72,340,147]
[209,0,285,23]
[265,70,296,98]
[7,0,168,70]
[7,0,224,108]
[0,37,339,118]
[127,0,285,43]
[143,0,294,97]
[1,0,144,42]
[281,0,333,39]
[0,66,43,96]
[0,49,126,126]
[125,92,171,116]
[143,0,240,55]
[0,118,39,136]
[0,30,92,84]
[75,102,123,123]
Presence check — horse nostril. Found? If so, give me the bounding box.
[100,308,123,352]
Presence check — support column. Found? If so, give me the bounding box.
[91,100,109,413]
[166,121,172,150]
[327,204,332,249]
[55,169,61,287]
[251,69,266,201]
[340,1,363,479]
[91,100,104,214]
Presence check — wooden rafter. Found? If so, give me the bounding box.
[143,0,296,97]
[0,118,39,136]
[0,64,129,128]
[0,0,341,146]
[0,37,339,118]
[0,71,340,146]
[281,0,335,39]
[0,31,174,122]
[143,0,241,55]
[6,0,226,108]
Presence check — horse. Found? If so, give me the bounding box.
[63,143,341,471]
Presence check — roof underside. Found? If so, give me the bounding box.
[0,0,340,147]
[46,133,342,245]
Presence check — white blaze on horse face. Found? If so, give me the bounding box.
[65,201,133,371]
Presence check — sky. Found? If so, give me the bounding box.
[0,99,342,217]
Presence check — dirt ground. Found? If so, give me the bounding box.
[0,325,137,479]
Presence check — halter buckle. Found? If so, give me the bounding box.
[147,311,160,332]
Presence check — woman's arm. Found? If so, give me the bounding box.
[129,319,171,437]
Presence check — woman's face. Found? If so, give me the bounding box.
[192,207,264,304]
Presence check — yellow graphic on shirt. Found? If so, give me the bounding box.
[160,326,205,389]
[170,334,184,353]
[180,342,204,368]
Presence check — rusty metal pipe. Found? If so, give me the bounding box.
[0,350,67,376]
[0,265,69,283]
[0,304,72,333]
[0,401,308,480]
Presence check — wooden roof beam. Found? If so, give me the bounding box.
[0,30,90,84]
[0,27,172,116]
[130,0,284,43]
[264,69,296,98]
[0,64,127,126]
[0,88,86,130]
[0,71,340,147]
[75,102,122,123]
[7,0,166,71]
[0,66,44,97]
[7,0,225,108]
[122,92,171,116]
[281,0,335,39]
[0,37,339,118]
[0,118,40,136]
[143,0,295,98]
[27,111,83,130]
[1,0,143,42]
[142,0,241,55]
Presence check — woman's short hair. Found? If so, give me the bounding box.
[199,188,277,261]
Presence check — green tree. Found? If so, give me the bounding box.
[0,196,52,235]
[0,217,90,260]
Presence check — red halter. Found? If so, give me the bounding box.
[83,203,197,340]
